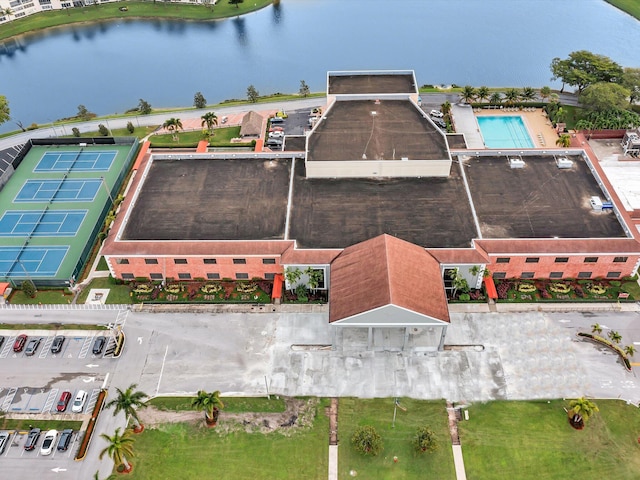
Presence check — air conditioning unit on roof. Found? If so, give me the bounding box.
[556,157,573,169]
[509,158,525,169]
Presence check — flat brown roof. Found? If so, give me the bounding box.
[328,73,415,95]
[307,100,449,162]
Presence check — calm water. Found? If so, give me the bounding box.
[1,0,639,132]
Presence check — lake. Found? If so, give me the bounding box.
[1,0,639,132]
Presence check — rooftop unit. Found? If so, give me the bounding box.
[556,157,573,169]
[509,157,525,169]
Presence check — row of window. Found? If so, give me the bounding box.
[493,271,621,280]
[496,256,628,264]
[117,258,277,265]
[121,272,276,281]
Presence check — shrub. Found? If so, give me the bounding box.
[413,426,438,453]
[458,293,470,302]
[98,124,109,136]
[496,281,511,299]
[27,123,39,130]
[21,279,36,298]
[351,426,383,456]
[72,127,81,137]
[126,121,135,134]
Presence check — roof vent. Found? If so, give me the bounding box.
[509,158,525,169]
[401,157,409,161]
[556,157,573,169]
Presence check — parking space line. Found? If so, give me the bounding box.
[78,336,94,359]
[42,388,59,413]
[0,336,16,358]
[85,388,100,413]
[39,336,54,358]
[1,387,17,412]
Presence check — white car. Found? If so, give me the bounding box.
[40,430,58,456]
[71,390,87,413]
[268,131,284,138]
[430,109,444,118]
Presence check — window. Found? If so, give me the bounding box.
[578,272,592,279]
[554,257,569,263]
[262,258,276,264]
[233,258,246,264]
[121,273,134,280]
[178,273,191,280]
[492,272,506,279]
[496,258,510,263]
[525,257,539,263]
[521,272,535,279]
[174,258,188,264]
[584,257,598,263]
[613,256,628,263]
[150,273,163,280]
[207,273,220,280]
[203,258,217,264]
[606,271,621,278]
[236,273,249,279]
[264,273,275,280]
[116,258,129,265]
[144,258,158,265]
[549,272,563,279]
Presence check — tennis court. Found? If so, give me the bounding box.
[14,179,102,203]
[0,246,69,277]
[0,210,86,237]
[34,150,117,172]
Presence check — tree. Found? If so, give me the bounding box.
[98,124,110,136]
[449,269,469,298]
[138,98,152,115]
[105,384,148,433]
[77,104,93,121]
[126,121,135,134]
[621,67,640,104]
[568,397,599,425]
[72,127,81,137]
[489,92,502,105]
[3,8,13,21]
[504,88,520,105]
[21,279,36,298]
[305,267,323,294]
[476,86,490,103]
[299,80,310,97]
[624,345,636,357]
[284,267,302,293]
[580,82,630,112]
[192,390,224,427]
[99,427,135,473]
[193,91,207,109]
[162,117,183,141]
[591,323,602,335]
[460,85,476,104]
[200,111,218,133]
[555,134,571,148]
[413,426,438,453]
[539,86,551,102]
[229,0,243,7]
[441,101,452,116]
[520,86,536,102]
[351,425,383,456]
[608,330,622,344]
[247,84,259,103]
[0,95,10,126]
[550,50,623,93]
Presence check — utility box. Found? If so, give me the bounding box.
[590,196,603,210]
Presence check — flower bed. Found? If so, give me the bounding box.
[129,280,273,304]
[493,278,636,303]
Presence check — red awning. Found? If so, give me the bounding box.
[271,273,284,301]
[483,276,498,300]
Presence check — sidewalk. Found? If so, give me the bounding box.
[448,300,640,314]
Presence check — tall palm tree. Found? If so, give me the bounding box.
[3,8,13,20]
[192,390,224,427]
[476,86,490,103]
[520,86,536,102]
[624,345,636,357]
[489,92,502,105]
[504,88,520,106]
[591,323,602,335]
[162,117,183,141]
[555,134,571,148]
[201,111,218,134]
[568,397,599,425]
[539,86,551,102]
[441,101,452,116]
[608,330,622,344]
[105,383,148,433]
[99,428,135,473]
[460,85,476,104]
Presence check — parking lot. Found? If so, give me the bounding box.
[0,428,80,460]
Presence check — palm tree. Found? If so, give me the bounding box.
[284,267,302,294]
[460,85,476,104]
[99,428,135,473]
[624,345,636,357]
[489,92,502,105]
[520,86,536,102]
[608,330,622,344]
[162,117,183,141]
[504,88,520,106]
[539,86,551,102]
[591,323,602,335]
[192,390,224,427]
[555,134,571,148]
[568,397,599,426]
[200,111,218,134]
[3,7,13,20]
[441,101,452,116]
[105,383,148,433]
[476,86,490,103]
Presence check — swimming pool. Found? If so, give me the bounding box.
[477,116,534,149]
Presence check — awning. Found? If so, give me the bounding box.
[271,273,284,301]
[483,276,498,300]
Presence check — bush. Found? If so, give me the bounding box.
[98,124,109,136]
[72,127,81,137]
[27,123,39,130]
[126,121,135,134]
[458,293,470,302]
[413,426,438,453]
[21,279,36,298]
[351,426,383,456]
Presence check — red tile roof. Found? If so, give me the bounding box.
[329,234,449,324]
[428,248,490,264]
[281,245,343,265]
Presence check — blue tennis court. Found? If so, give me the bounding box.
[0,210,86,237]
[14,179,102,203]
[0,246,69,277]
[35,151,117,172]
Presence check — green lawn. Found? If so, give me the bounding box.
[96,256,109,271]
[149,126,248,148]
[606,0,640,20]
[148,396,286,414]
[459,400,640,480]
[0,418,82,432]
[128,398,329,480]
[338,398,455,479]
[76,277,132,304]
[9,288,74,304]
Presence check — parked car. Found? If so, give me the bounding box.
[433,118,447,129]
[57,429,73,451]
[57,391,72,412]
[51,335,65,354]
[71,390,87,413]
[221,116,228,124]
[269,116,284,124]
[13,334,27,352]
[40,430,58,456]
[24,338,41,356]
[430,109,444,118]
[92,336,106,355]
[24,428,41,451]
[268,126,284,132]
[268,131,284,138]
[0,431,9,454]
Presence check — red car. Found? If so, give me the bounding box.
[13,334,27,352]
[56,391,72,412]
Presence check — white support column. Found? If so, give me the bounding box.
[368,327,373,350]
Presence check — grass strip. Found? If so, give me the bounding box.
[0,323,107,330]
[0,418,83,432]
[148,396,286,413]
[606,0,640,20]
